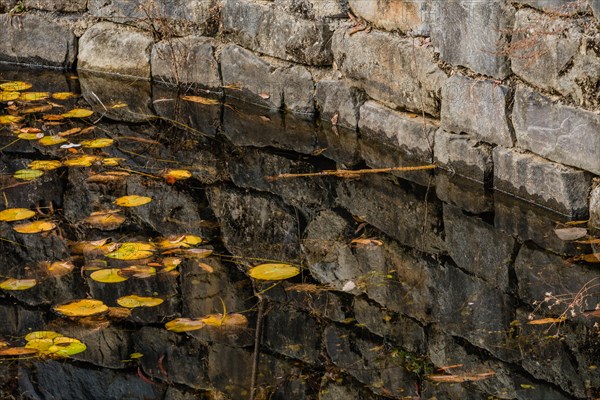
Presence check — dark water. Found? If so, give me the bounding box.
[0,66,599,400]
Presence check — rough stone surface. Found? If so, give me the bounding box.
[315,79,366,129]
[513,86,600,175]
[592,0,600,20]
[430,0,514,79]
[511,8,600,109]
[441,74,514,147]
[276,0,347,19]
[221,44,315,114]
[435,173,494,215]
[444,205,516,292]
[78,22,154,78]
[27,0,87,12]
[348,0,431,35]
[332,28,446,116]
[151,36,221,89]
[222,0,333,65]
[359,100,437,164]
[434,129,493,184]
[591,180,600,234]
[514,0,586,14]
[0,13,76,68]
[493,146,592,218]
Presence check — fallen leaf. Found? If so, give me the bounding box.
[13,220,56,234]
[0,347,38,357]
[57,127,82,137]
[80,138,114,148]
[351,238,384,247]
[248,263,300,281]
[62,108,93,118]
[165,318,205,332]
[0,81,32,91]
[63,155,101,167]
[106,242,155,260]
[0,91,20,102]
[19,92,49,101]
[28,160,62,171]
[52,92,77,100]
[117,295,164,308]
[38,135,68,146]
[13,169,44,181]
[53,299,109,317]
[114,195,152,207]
[0,114,22,123]
[527,317,566,325]
[0,208,36,222]
[84,210,126,231]
[181,95,219,105]
[0,278,37,291]
[201,313,248,328]
[21,105,53,114]
[89,268,128,283]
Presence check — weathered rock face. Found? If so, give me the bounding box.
[26,0,87,12]
[348,0,431,35]
[332,28,446,116]
[222,0,333,65]
[0,13,76,68]
[493,146,592,218]
[275,0,347,19]
[441,74,514,147]
[78,22,154,78]
[151,36,221,89]
[513,86,600,175]
[434,129,493,184]
[514,0,586,14]
[511,9,600,109]
[591,180,600,234]
[315,79,366,129]
[430,0,514,79]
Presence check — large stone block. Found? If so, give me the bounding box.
[88,0,220,36]
[78,22,154,78]
[220,44,315,114]
[513,86,600,175]
[151,36,221,89]
[433,129,493,184]
[348,0,431,35]
[493,146,591,218]
[359,100,437,164]
[441,74,513,147]
[0,13,76,68]
[26,0,87,12]
[513,0,586,14]
[510,9,600,109]
[430,0,514,79]
[435,173,494,215]
[315,79,366,129]
[591,180,600,234]
[275,0,347,20]
[444,205,515,292]
[222,0,333,65]
[332,28,446,116]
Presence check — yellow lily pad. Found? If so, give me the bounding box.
[52,92,77,100]
[13,169,44,181]
[0,114,22,124]
[13,220,56,234]
[84,210,126,231]
[0,208,36,222]
[38,135,68,146]
[0,278,37,291]
[80,138,115,148]
[61,108,93,118]
[63,155,101,167]
[248,263,300,281]
[89,268,128,283]
[28,160,63,171]
[19,92,49,101]
[200,313,248,328]
[0,81,32,91]
[114,195,152,207]
[106,242,155,260]
[0,92,20,102]
[117,295,164,308]
[53,299,109,317]
[165,318,205,333]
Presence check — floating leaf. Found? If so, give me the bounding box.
[54,299,109,317]
[18,132,44,140]
[46,260,75,277]
[117,295,164,308]
[0,347,38,357]
[70,239,117,256]
[43,114,65,121]
[90,268,128,283]
[570,253,600,263]
[157,234,202,250]
[19,92,49,101]
[114,195,152,207]
[63,155,101,167]
[102,158,124,167]
[29,160,62,171]
[109,101,128,109]
[528,317,566,325]
[52,92,77,100]
[162,257,182,272]
[427,371,496,383]
[200,313,248,328]
[130,352,144,359]
[0,208,35,222]
[195,261,214,273]
[351,238,384,247]
[25,331,61,341]
[162,169,192,182]
[248,263,300,281]
[107,306,132,320]
[0,91,20,102]
[0,114,22,124]
[13,169,44,181]
[0,81,32,91]
[106,242,155,260]
[120,265,156,278]
[27,336,86,357]
[87,171,129,184]
[21,104,53,114]
[178,248,212,259]
[165,318,205,333]
[39,135,68,146]
[84,210,126,231]
[62,108,93,118]
[80,138,114,148]
[57,127,81,137]
[13,220,56,234]
[0,278,37,291]
[181,95,220,105]
[554,227,587,241]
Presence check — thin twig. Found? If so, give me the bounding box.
[267,164,436,181]
[249,295,264,400]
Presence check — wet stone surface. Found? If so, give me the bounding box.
[0,66,599,400]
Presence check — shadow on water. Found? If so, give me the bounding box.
[0,65,599,400]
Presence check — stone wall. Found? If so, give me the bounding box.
[1,0,599,220]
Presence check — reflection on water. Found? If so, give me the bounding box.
[0,66,599,400]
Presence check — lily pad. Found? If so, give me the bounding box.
[106,242,155,260]
[117,295,164,309]
[84,210,126,231]
[54,299,109,317]
[165,318,205,333]
[89,268,128,283]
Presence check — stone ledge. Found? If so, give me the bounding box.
[315,79,366,130]
[493,146,592,218]
[433,129,493,184]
